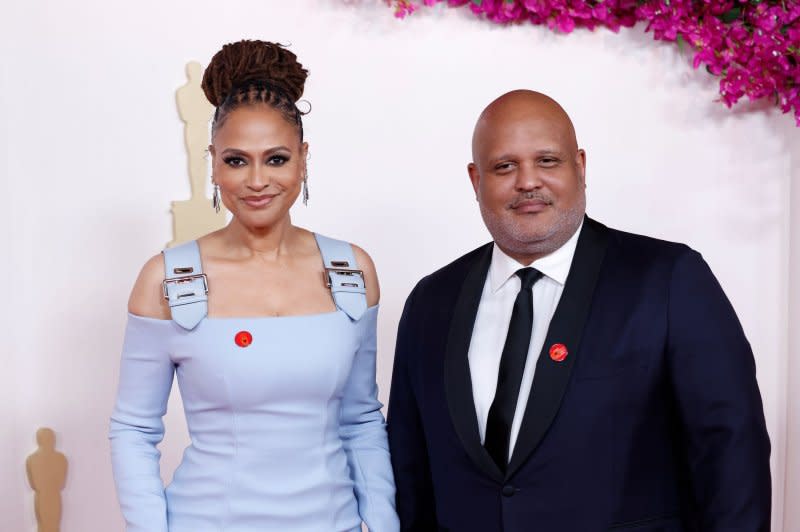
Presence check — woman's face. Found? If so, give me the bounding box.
[210,104,307,230]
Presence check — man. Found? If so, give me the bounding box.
[387,90,771,531]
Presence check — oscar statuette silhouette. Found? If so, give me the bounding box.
[169,61,226,247]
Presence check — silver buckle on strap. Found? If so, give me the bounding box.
[162,273,209,300]
[324,267,364,289]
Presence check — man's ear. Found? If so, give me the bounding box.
[576,149,586,187]
[468,162,480,199]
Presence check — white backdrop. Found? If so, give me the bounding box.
[2,1,798,530]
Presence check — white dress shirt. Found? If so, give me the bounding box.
[468,222,583,461]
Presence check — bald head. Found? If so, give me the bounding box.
[467,90,586,264]
[472,90,578,164]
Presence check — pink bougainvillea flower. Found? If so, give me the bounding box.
[385,0,800,125]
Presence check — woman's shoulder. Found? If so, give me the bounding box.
[349,242,380,308]
[309,230,380,307]
[128,252,171,320]
[349,243,376,275]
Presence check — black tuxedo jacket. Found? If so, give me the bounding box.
[387,217,770,532]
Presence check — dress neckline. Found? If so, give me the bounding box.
[127,304,379,324]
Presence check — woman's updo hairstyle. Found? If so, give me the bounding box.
[202,40,309,140]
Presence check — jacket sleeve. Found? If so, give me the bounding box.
[339,305,400,532]
[666,249,771,531]
[387,283,438,531]
[109,314,175,532]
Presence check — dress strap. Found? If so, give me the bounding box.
[161,240,208,330]
[314,233,367,321]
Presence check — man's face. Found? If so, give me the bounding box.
[468,98,586,262]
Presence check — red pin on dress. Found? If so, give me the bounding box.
[549,343,568,362]
[235,331,253,348]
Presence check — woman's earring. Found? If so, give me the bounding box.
[212,182,221,213]
[302,171,310,206]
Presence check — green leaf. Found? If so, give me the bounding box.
[472,0,483,6]
[719,7,742,24]
[676,34,686,54]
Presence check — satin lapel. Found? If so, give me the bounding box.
[506,217,610,479]
[443,243,504,483]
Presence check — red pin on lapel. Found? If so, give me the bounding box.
[234,331,253,348]
[549,343,568,362]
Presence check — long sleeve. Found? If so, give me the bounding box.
[109,314,175,532]
[666,249,771,531]
[387,283,438,531]
[339,305,400,532]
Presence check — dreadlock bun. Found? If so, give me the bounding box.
[202,40,308,107]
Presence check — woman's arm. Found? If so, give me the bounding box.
[109,255,174,532]
[339,246,400,532]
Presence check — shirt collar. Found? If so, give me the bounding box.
[489,220,584,293]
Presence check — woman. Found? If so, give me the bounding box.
[109,40,399,532]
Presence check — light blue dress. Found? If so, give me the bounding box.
[109,235,399,532]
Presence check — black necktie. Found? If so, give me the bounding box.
[484,267,543,472]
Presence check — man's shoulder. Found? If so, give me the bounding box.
[412,242,492,297]
[598,219,694,262]
[429,243,492,279]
